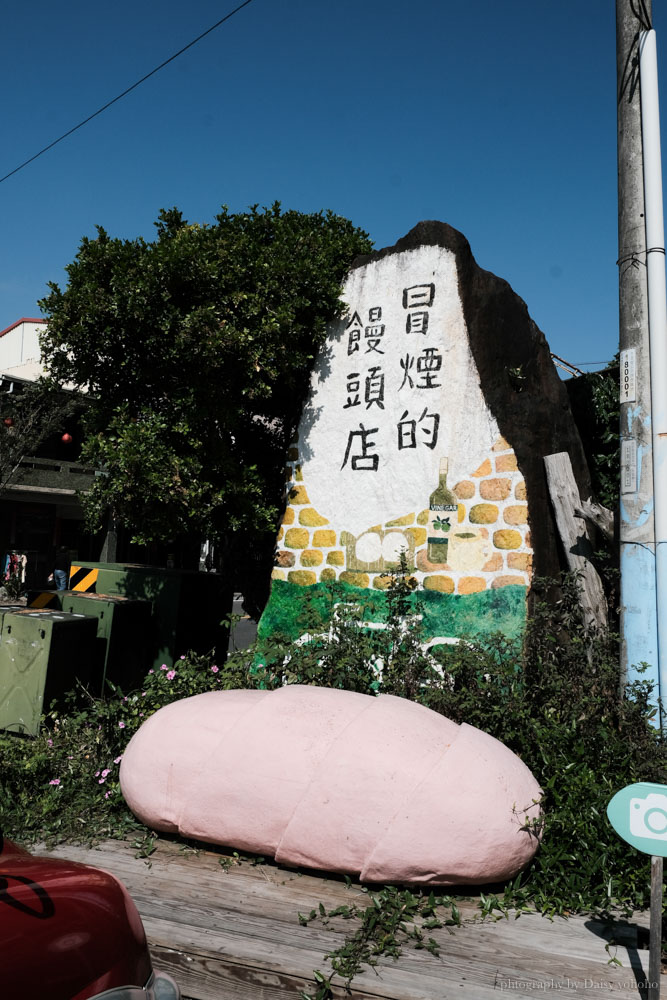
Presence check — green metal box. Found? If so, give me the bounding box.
[66,562,232,669]
[59,592,152,694]
[0,610,99,735]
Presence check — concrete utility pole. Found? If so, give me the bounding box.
[616,0,659,700]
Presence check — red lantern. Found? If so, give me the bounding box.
[3,417,13,427]
[61,433,73,444]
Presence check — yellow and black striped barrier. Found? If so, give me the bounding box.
[27,591,61,610]
[69,565,99,592]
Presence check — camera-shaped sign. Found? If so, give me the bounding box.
[607,782,667,856]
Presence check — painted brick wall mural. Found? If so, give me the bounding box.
[259,222,591,648]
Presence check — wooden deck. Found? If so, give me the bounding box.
[44,838,662,1000]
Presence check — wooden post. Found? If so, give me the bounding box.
[649,854,663,1000]
[544,452,607,630]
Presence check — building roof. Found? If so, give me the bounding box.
[0,317,46,339]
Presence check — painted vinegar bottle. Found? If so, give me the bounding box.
[427,457,458,564]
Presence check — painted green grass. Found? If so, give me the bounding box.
[258,579,526,645]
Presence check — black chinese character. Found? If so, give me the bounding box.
[396,408,440,451]
[416,347,442,389]
[343,372,361,409]
[368,306,382,321]
[402,284,435,309]
[341,423,380,471]
[405,311,429,335]
[364,366,385,409]
[365,323,385,355]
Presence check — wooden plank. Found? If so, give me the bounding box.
[39,838,664,1000]
[544,451,608,628]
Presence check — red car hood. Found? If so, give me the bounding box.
[1,835,152,1000]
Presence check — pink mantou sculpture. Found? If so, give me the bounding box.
[119,685,542,885]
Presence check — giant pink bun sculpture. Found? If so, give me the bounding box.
[119,685,542,885]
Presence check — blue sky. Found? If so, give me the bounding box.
[1,0,664,372]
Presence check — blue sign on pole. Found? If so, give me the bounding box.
[607,782,667,857]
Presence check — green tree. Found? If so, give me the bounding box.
[39,204,372,585]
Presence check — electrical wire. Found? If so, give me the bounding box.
[0,0,255,186]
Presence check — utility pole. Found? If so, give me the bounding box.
[616,0,659,703]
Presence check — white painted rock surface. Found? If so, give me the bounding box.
[119,685,542,885]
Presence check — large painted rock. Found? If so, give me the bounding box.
[120,685,542,885]
[260,221,591,648]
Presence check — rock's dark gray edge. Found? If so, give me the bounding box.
[353,221,592,586]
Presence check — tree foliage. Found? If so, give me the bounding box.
[39,204,372,547]
[0,377,78,494]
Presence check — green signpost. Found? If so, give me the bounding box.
[608,782,666,999]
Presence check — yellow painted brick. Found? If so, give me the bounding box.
[406,526,427,546]
[417,509,429,525]
[299,508,329,527]
[301,549,323,567]
[495,454,518,472]
[282,507,295,525]
[480,478,512,501]
[492,575,527,588]
[508,552,533,572]
[373,574,393,590]
[515,481,527,500]
[284,527,309,549]
[289,484,309,504]
[275,550,295,568]
[385,513,415,527]
[326,550,345,566]
[277,527,284,541]
[271,568,286,581]
[493,529,522,550]
[339,571,370,588]
[458,577,486,594]
[454,480,475,499]
[295,464,303,482]
[313,529,337,547]
[504,505,528,525]
[320,568,337,582]
[482,552,504,572]
[469,503,499,524]
[287,570,317,586]
[472,458,492,477]
[423,575,455,593]
[493,436,511,452]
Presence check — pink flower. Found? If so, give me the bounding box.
[95,771,100,777]
[105,791,110,799]
[49,778,60,786]
[47,738,53,747]
[148,669,154,674]
[211,665,219,674]
[114,756,123,764]
[160,664,168,671]
[180,655,185,660]
[102,769,110,777]
[118,721,126,729]
[141,692,146,697]
[98,778,105,784]
[166,670,176,680]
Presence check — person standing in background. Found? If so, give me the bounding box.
[53,546,70,591]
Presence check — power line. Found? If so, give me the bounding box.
[0,0,255,186]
